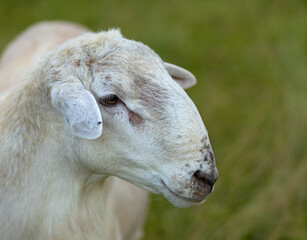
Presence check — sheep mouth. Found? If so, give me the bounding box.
[160,180,206,204]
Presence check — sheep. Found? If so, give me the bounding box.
[0,21,218,240]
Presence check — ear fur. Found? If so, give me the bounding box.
[164,62,197,89]
[50,81,102,139]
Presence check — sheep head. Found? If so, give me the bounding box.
[46,29,218,208]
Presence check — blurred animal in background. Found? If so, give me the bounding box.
[0,22,217,240]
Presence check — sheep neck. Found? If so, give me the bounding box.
[0,74,119,239]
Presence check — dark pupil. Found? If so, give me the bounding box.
[105,95,118,104]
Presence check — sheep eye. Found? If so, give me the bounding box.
[100,95,119,106]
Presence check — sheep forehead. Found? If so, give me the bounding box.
[73,32,169,87]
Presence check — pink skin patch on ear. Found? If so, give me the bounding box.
[128,111,142,126]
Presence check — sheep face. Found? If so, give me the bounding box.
[49,31,218,208]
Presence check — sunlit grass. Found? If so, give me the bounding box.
[0,0,306,239]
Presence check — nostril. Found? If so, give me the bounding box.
[193,170,217,192]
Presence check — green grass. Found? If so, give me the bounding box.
[1,0,306,239]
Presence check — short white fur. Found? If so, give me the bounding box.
[0,21,218,240]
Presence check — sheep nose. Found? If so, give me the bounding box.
[193,168,218,193]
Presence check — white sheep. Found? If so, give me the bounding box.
[0,22,218,240]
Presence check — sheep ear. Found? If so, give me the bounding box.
[164,62,197,89]
[50,82,102,139]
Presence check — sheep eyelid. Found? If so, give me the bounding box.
[99,94,120,107]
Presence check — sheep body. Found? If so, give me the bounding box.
[0,21,218,240]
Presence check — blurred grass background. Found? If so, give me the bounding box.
[0,0,306,239]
